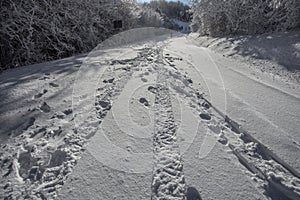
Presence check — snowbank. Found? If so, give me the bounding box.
[189,30,300,84]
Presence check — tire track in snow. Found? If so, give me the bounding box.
[0,62,136,199]
[0,46,158,199]
[162,51,300,200]
[151,50,186,199]
[40,53,143,197]
[61,46,159,196]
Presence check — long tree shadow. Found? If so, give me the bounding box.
[0,54,86,143]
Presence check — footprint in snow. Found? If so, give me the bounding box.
[40,102,51,113]
[218,136,228,145]
[201,102,210,109]
[51,112,65,119]
[103,78,114,84]
[24,117,36,131]
[187,79,193,84]
[141,77,148,82]
[209,124,221,134]
[33,89,48,99]
[18,151,38,179]
[49,82,59,87]
[139,97,149,107]
[148,86,157,94]
[30,127,47,138]
[63,108,73,115]
[49,149,67,167]
[99,100,109,108]
[199,113,211,121]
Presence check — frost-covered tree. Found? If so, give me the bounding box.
[0,0,138,71]
[190,0,300,36]
[136,4,164,27]
[147,0,191,22]
[137,0,191,30]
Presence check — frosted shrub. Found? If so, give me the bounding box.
[190,0,300,36]
[0,0,137,71]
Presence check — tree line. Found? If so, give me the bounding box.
[0,0,191,71]
[190,0,300,36]
[1,0,299,71]
[144,0,191,22]
[0,0,149,71]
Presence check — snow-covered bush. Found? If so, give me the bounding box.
[0,0,137,71]
[190,0,300,36]
[136,5,164,27]
[137,1,191,31]
[147,0,191,22]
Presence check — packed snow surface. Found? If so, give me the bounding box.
[1,28,300,200]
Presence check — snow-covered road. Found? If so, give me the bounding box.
[167,37,300,173]
[1,31,299,200]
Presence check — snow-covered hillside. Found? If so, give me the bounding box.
[0,28,300,200]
